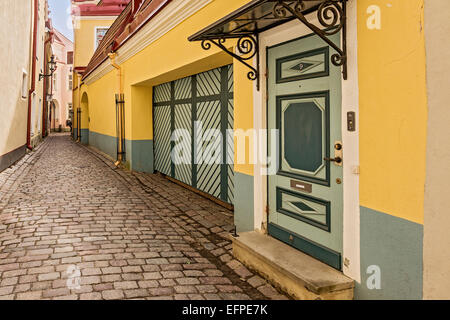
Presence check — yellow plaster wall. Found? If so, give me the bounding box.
[130,85,153,140]
[84,70,117,135]
[233,60,254,176]
[357,0,427,224]
[0,0,32,155]
[74,19,115,68]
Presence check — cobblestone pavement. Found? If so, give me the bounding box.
[0,134,288,300]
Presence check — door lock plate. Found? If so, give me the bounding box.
[324,141,343,166]
[334,141,343,166]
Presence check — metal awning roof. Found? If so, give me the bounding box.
[188,0,347,90]
[188,0,323,41]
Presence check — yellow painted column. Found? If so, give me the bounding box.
[233,57,255,232]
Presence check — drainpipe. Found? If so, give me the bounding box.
[77,74,83,142]
[42,39,48,137]
[42,33,53,137]
[108,52,123,94]
[27,0,39,150]
[108,52,124,166]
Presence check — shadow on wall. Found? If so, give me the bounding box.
[0,91,29,172]
[81,92,89,145]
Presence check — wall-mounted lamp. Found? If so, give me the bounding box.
[39,55,57,81]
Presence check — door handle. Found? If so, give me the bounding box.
[324,157,342,164]
[324,141,343,166]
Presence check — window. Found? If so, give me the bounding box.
[67,103,72,121]
[54,103,59,121]
[67,51,73,64]
[95,27,109,49]
[21,70,28,99]
[53,72,57,91]
[68,74,73,91]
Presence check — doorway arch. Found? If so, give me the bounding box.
[51,99,60,132]
[80,92,89,145]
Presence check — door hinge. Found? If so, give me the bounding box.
[265,205,269,214]
[344,258,350,268]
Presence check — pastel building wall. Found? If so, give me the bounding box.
[50,28,73,131]
[0,0,49,172]
[30,0,49,147]
[71,0,130,142]
[0,0,32,171]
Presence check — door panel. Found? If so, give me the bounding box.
[277,92,330,185]
[268,33,343,269]
[227,97,235,204]
[153,105,172,177]
[174,103,192,186]
[196,99,222,200]
[153,65,234,205]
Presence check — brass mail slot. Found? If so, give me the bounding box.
[290,180,312,193]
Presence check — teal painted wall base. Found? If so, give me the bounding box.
[88,131,153,173]
[0,145,26,173]
[234,172,254,232]
[355,206,423,300]
[73,127,78,140]
[80,129,89,145]
[89,131,117,160]
[126,139,154,173]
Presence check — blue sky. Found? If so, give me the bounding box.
[49,0,73,41]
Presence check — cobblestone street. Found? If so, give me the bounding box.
[0,134,287,300]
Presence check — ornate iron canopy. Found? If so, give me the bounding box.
[188,0,347,90]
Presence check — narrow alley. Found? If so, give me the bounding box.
[0,134,286,300]
[3,0,450,303]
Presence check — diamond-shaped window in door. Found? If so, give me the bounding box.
[287,59,324,75]
[289,201,316,214]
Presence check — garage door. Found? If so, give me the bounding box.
[153,65,234,205]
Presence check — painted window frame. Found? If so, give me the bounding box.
[94,26,109,50]
[53,72,57,92]
[68,74,73,91]
[67,51,74,65]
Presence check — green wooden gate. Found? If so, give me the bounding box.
[153,65,234,205]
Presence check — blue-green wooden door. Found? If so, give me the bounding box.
[267,33,343,269]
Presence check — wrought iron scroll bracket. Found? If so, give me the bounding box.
[201,34,260,90]
[274,0,348,80]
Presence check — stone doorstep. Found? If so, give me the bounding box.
[231,231,354,300]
